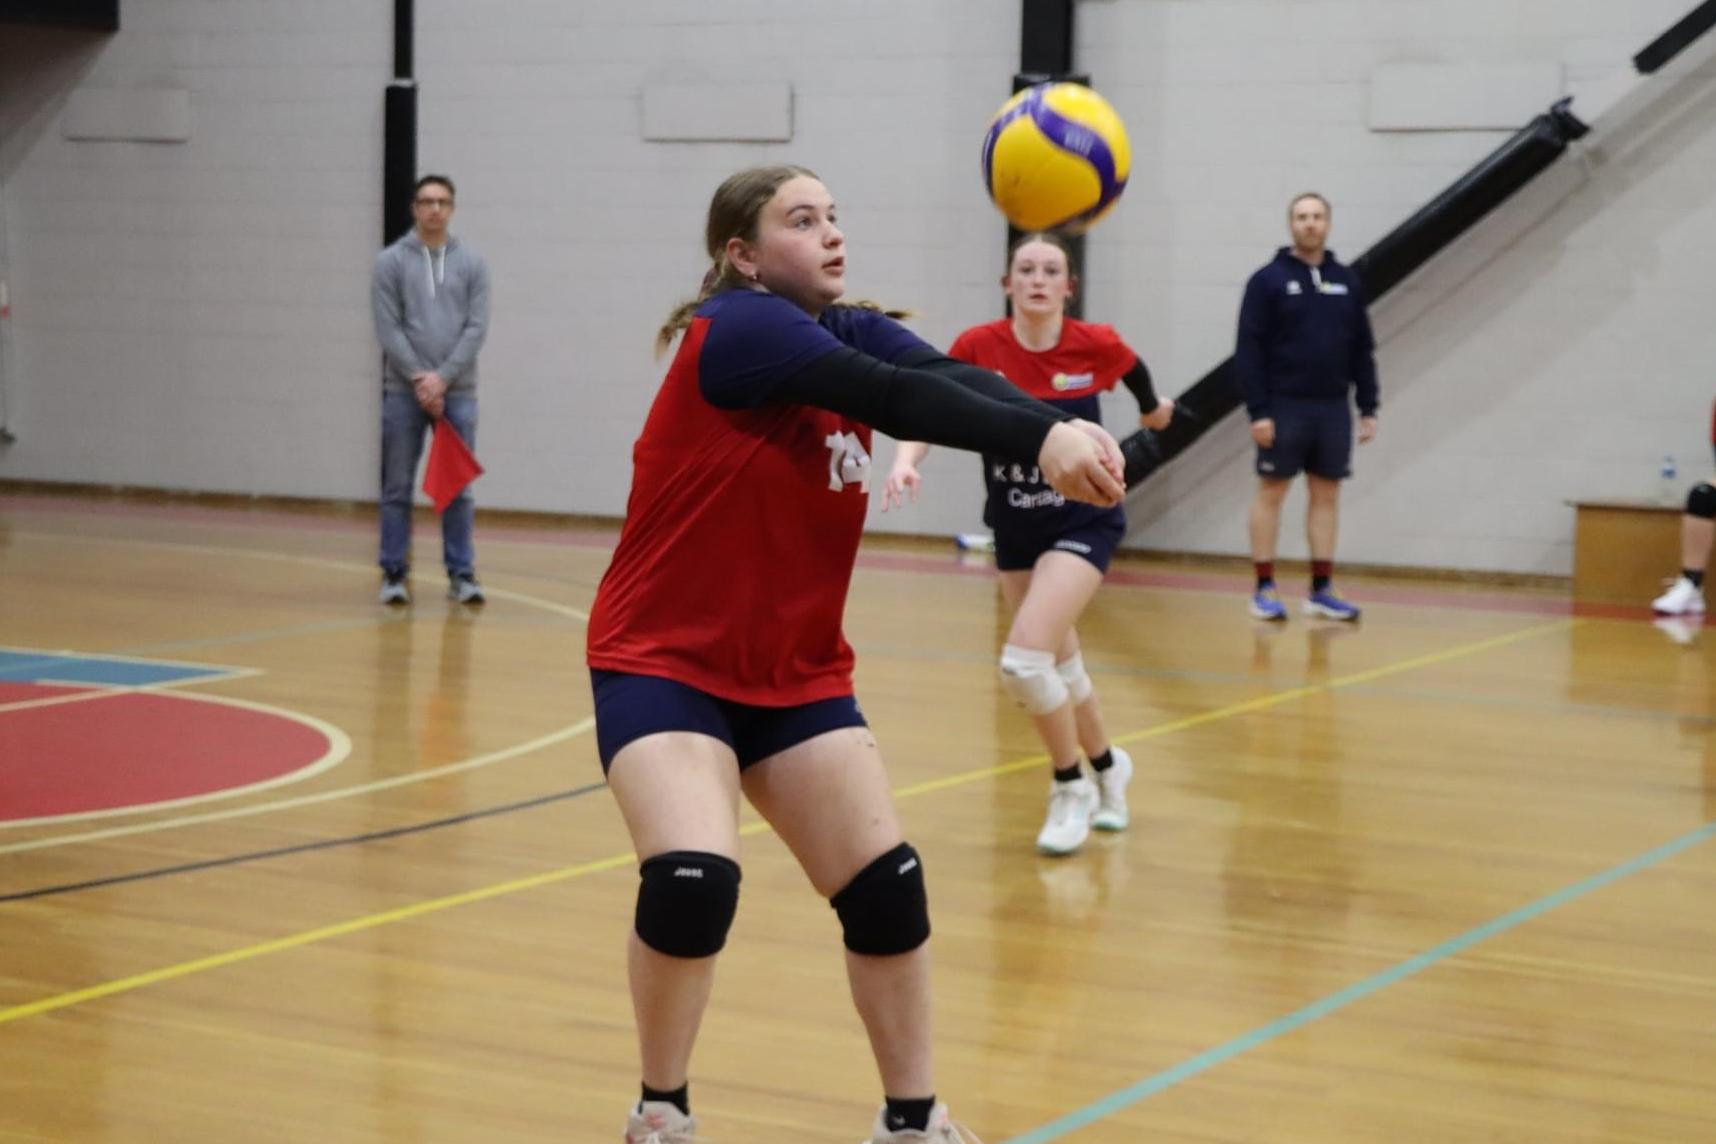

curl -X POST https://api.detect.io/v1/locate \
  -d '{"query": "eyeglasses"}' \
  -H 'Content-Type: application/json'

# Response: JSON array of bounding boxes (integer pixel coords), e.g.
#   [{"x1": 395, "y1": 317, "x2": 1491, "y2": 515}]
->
[{"x1": 414, "y1": 198, "x2": 453, "y2": 209}]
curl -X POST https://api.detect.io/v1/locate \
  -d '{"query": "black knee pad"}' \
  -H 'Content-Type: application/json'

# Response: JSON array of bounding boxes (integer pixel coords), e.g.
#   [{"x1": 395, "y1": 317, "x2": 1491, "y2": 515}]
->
[
  {"x1": 1687, "y1": 483, "x2": 1716, "y2": 520},
  {"x1": 830, "y1": 842, "x2": 930, "y2": 956},
  {"x1": 635, "y1": 851, "x2": 741, "y2": 959}
]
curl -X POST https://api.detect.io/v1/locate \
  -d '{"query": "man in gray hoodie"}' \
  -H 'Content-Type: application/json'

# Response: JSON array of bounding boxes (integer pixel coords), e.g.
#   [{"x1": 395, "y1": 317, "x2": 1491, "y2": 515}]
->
[{"x1": 372, "y1": 174, "x2": 491, "y2": 605}]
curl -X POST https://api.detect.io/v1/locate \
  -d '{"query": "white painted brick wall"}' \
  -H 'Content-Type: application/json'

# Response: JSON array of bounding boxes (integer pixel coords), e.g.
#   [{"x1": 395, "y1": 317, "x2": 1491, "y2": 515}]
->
[
  {"x1": 0, "y1": 2, "x2": 389, "y2": 497},
  {"x1": 1080, "y1": 0, "x2": 1713, "y2": 576},
  {"x1": 413, "y1": 0, "x2": 1018, "y2": 519},
  {"x1": 1, "y1": 0, "x2": 1710, "y2": 578}
]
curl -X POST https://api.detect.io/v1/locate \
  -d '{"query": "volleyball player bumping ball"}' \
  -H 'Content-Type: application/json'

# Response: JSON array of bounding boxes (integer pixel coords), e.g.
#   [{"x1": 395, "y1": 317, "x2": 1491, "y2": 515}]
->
[
  {"x1": 887, "y1": 83, "x2": 1165, "y2": 858},
  {"x1": 585, "y1": 163, "x2": 1125, "y2": 1144}
]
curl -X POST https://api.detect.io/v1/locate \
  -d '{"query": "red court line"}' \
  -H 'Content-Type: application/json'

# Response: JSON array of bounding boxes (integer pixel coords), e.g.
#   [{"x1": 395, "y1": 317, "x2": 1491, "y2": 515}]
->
[
  {"x1": 0, "y1": 494, "x2": 619, "y2": 549},
  {"x1": 5, "y1": 492, "x2": 1643, "y2": 620},
  {"x1": 854, "y1": 549, "x2": 1587, "y2": 619}
]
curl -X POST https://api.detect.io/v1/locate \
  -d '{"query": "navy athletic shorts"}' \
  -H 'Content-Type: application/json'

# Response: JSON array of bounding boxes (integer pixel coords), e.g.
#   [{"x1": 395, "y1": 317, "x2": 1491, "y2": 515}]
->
[
  {"x1": 993, "y1": 513, "x2": 1126, "y2": 574},
  {"x1": 590, "y1": 670, "x2": 867, "y2": 774},
  {"x1": 1256, "y1": 400, "x2": 1352, "y2": 481}
]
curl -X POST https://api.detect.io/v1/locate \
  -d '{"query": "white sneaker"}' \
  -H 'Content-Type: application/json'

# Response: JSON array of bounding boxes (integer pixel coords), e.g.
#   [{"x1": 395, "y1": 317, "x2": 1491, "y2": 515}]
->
[
  {"x1": 625, "y1": 1100, "x2": 698, "y2": 1144},
  {"x1": 1036, "y1": 776, "x2": 1098, "y2": 855},
  {"x1": 864, "y1": 1102, "x2": 984, "y2": 1142},
  {"x1": 1090, "y1": 746, "x2": 1133, "y2": 832},
  {"x1": 1652, "y1": 576, "x2": 1706, "y2": 615}
]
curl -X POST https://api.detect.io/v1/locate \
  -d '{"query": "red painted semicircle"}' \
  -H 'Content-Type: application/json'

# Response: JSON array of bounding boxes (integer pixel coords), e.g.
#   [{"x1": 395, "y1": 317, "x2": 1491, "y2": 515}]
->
[{"x1": 0, "y1": 691, "x2": 333, "y2": 821}]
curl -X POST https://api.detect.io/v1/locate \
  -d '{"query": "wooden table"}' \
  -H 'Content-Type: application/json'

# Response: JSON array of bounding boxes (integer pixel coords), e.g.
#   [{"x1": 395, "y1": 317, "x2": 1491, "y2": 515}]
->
[{"x1": 1568, "y1": 497, "x2": 1695, "y2": 604}]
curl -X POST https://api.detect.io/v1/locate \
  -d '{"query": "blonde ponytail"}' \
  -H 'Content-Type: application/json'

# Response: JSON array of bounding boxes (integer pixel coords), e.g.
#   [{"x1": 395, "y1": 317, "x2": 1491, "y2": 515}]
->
[{"x1": 655, "y1": 255, "x2": 750, "y2": 356}]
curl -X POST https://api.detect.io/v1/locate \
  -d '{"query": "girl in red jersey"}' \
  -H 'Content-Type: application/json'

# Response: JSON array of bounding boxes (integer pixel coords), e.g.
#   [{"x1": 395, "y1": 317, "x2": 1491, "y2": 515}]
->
[
  {"x1": 587, "y1": 167, "x2": 1126, "y2": 1144},
  {"x1": 883, "y1": 232, "x2": 1173, "y2": 858}
]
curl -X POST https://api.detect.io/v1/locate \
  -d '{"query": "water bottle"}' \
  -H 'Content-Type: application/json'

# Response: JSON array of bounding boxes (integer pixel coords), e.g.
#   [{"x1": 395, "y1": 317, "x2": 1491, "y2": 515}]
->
[{"x1": 1659, "y1": 454, "x2": 1678, "y2": 505}]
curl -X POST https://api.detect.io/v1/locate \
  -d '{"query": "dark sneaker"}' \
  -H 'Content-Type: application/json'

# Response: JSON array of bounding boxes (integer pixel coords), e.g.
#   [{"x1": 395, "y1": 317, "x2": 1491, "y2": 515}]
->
[
  {"x1": 449, "y1": 573, "x2": 485, "y2": 605},
  {"x1": 379, "y1": 573, "x2": 410, "y2": 606}
]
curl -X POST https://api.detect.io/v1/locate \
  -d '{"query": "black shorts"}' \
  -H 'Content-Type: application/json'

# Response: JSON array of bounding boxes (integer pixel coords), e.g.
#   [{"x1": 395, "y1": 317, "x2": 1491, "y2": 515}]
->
[
  {"x1": 993, "y1": 513, "x2": 1126, "y2": 574},
  {"x1": 1256, "y1": 401, "x2": 1352, "y2": 481},
  {"x1": 590, "y1": 670, "x2": 867, "y2": 774}
]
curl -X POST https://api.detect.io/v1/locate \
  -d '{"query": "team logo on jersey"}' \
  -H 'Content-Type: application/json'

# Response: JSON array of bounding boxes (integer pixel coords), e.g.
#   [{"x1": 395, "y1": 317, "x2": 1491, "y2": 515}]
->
[
  {"x1": 1318, "y1": 281, "x2": 1349, "y2": 295},
  {"x1": 1051, "y1": 372, "x2": 1094, "y2": 391},
  {"x1": 991, "y1": 461, "x2": 1064, "y2": 509},
  {"x1": 825, "y1": 431, "x2": 871, "y2": 493},
  {"x1": 991, "y1": 462, "x2": 1041, "y2": 484},
  {"x1": 1285, "y1": 280, "x2": 1303, "y2": 296}
]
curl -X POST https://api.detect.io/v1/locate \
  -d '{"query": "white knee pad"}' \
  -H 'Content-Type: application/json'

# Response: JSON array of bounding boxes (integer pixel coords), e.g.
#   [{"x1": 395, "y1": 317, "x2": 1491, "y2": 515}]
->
[
  {"x1": 999, "y1": 644, "x2": 1069, "y2": 715},
  {"x1": 1055, "y1": 653, "x2": 1093, "y2": 705}
]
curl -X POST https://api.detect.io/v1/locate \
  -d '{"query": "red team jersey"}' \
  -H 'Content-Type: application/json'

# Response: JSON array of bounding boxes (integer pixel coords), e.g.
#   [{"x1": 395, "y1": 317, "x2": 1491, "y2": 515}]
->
[
  {"x1": 949, "y1": 318, "x2": 1139, "y2": 537},
  {"x1": 587, "y1": 290, "x2": 930, "y2": 705},
  {"x1": 948, "y1": 318, "x2": 1137, "y2": 405}
]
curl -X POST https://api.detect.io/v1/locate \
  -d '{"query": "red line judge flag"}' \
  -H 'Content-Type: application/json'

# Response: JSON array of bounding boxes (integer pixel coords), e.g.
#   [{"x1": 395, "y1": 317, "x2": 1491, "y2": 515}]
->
[{"x1": 422, "y1": 418, "x2": 483, "y2": 513}]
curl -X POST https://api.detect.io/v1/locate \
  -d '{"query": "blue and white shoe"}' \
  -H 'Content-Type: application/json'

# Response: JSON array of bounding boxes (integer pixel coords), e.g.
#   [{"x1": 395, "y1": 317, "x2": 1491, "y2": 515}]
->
[
  {"x1": 1303, "y1": 587, "x2": 1361, "y2": 621},
  {"x1": 1249, "y1": 585, "x2": 1287, "y2": 621}
]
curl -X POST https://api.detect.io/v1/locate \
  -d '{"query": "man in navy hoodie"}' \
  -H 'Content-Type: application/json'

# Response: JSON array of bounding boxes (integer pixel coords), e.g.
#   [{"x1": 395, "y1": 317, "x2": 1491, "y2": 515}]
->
[{"x1": 1234, "y1": 193, "x2": 1378, "y2": 621}]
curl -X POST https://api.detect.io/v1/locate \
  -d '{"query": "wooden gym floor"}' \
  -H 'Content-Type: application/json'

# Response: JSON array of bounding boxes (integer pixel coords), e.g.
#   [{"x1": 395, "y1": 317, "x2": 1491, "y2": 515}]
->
[{"x1": 0, "y1": 488, "x2": 1711, "y2": 1143}]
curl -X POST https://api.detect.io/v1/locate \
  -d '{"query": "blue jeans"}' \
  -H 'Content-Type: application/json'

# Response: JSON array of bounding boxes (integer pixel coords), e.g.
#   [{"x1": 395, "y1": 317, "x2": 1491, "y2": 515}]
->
[{"x1": 379, "y1": 389, "x2": 477, "y2": 578}]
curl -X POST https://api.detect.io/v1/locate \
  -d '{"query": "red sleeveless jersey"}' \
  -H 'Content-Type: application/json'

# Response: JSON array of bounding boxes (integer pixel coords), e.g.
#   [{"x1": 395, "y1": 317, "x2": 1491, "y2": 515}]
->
[{"x1": 587, "y1": 290, "x2": 927, "y2": 704}]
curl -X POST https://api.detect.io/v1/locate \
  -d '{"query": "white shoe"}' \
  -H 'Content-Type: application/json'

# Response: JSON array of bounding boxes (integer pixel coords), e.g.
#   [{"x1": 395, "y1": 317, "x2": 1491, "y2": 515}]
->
[
  {"x1": 865, "y1": 1102, "x2": 984, "y2": 1142},
  {"x1": 1090, "y1": 746, "x2": 1133, "y2": 832},
  {"x1": 1652, "y1": 576, "x2": 1706, "y2": 615},
  {"x1": 625, "y1": 1100, "x2": 698, "y2": 1144},
  {"x1": 1036, "y1": 776, "x2": 1097, "y2": 855}
]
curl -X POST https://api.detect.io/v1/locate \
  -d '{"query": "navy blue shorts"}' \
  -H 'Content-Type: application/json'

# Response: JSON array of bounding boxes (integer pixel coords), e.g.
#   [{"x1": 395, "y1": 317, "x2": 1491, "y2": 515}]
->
[
  {"x1": 1256, "y1": 401, "x2": 1352, "y2": 481},
  {"x1": 590, "y1": 670, "x2": 867, "y2": 774},
  {"x1": 993, "y1": 513, "x2": 1126, "y2": 574}
]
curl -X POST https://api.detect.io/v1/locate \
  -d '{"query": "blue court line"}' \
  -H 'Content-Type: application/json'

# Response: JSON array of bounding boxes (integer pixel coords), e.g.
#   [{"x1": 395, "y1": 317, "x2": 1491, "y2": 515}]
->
[{"x1": 1002, "y1": 819, "x2": 1716, "y2": 1144}]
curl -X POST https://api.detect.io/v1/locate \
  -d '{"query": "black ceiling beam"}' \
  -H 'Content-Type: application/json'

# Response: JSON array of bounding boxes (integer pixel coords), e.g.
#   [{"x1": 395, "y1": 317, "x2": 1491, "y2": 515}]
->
[{"x1": 0, "y1": 0, "x2": 117, "y2": 31}]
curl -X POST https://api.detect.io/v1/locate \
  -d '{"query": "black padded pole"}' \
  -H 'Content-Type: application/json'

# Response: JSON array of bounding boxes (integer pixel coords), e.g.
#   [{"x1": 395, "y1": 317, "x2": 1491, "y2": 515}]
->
[
  {"x1": 1011, "y1": 0, "x2": 1085, "y2": 318},
  {"x1": 383, "y1": 0, "x2": 417, "y2": 247},
  {"x1": 1635, "y1": 0, "x2": 1716, "y2": 74},
  {"x1": 383, "y1": 82, "x2": 418, "y2": 247}
]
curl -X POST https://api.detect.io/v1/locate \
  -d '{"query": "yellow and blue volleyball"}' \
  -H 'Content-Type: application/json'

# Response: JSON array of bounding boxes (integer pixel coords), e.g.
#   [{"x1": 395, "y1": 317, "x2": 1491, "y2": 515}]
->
[{"x1": 981, "y1": 82, "x2": 1131, "y2": 233}]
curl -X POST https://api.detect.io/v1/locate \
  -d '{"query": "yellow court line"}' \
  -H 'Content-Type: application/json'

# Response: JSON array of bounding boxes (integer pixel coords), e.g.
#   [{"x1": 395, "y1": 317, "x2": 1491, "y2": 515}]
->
[
  {"x1": 894, "y1": 617, "x2": 1580, "y2": 798},
  {"x1": 0, "y1": 618, "x2": 1577, "y2": 1027}
]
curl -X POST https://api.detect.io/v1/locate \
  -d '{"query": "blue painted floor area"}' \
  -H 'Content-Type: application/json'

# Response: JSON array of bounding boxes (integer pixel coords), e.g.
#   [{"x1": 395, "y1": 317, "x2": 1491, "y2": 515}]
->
[{"x1": 0, "y1": 650, "x2": 228, "y2": 688}]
